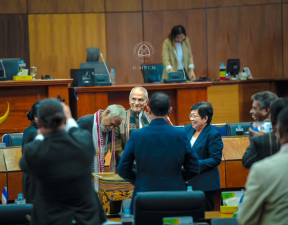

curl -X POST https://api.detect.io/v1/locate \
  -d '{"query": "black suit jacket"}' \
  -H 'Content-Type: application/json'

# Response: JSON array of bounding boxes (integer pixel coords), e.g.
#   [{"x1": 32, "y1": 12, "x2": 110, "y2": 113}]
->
[
  {"x1": 20, "y1": 127, "x2": 106, "y2": 225},
  {"x1": 242, "y1": 132, "x2": 280, "y2": 169},
  {"x1": 22, "y1": 122, "x2": 38, "y2": 203}
]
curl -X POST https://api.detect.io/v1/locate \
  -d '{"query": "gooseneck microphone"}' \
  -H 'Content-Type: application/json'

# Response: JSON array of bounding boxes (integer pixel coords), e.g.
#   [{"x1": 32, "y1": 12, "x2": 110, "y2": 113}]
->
[
  {"x1": 100, "y1": 52, "x2": 112, "y2": 82},
  {"x1": 0, "y1": 59, "x2": 6, "y2": 79}
]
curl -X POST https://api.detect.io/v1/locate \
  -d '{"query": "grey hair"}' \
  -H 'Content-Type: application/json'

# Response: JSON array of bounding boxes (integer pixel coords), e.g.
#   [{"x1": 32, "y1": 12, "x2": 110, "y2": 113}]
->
[
  {"x1": 251, "y1": 91, "x2": 278, "y2": 110},
  {"x1": 104, "y1": 104, "x2": 126, "y2": 121},
  {"x1": 129, "y1": 86, "x2": 148, "y2": 100}
]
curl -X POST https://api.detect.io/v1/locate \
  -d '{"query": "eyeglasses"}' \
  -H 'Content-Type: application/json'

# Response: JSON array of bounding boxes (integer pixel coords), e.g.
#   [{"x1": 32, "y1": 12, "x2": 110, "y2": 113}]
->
[
  {"x1": 130, "y1": 97, "x2": 145, "y2": 103},
  {"x1": 189, "y1": 114, "x2": 198, "y2": 119}
]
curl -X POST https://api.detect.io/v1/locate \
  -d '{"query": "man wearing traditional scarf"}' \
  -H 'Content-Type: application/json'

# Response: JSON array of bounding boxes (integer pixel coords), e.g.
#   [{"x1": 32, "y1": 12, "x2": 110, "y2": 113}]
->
[
  {"x1": 77, "y1": 104, "x2": 126, "y2": 190},
  {"x1": 115, "y1": 87, "x2": 151, "y2": 164}
]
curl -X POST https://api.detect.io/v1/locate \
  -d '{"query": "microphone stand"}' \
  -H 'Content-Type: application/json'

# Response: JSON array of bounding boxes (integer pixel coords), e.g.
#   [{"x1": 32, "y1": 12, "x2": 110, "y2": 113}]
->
[{"x1": 100, "y1": 53, "x2": 112, "y2": 82}]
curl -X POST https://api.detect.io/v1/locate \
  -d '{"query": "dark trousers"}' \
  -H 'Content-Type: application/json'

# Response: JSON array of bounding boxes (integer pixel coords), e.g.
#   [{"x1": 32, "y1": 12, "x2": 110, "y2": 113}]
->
[{"x1": 204, "y1": 190, "x2": 216, "y2": 211}]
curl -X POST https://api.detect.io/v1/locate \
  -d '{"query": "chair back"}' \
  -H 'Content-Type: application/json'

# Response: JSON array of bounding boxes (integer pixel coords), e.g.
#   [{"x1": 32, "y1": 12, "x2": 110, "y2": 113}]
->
[
  {"x1": 134, "y1": 190, "x2": 205, "y2": 225},
  {"x1": 141, "y1": 64, "x2": 163, "y2": 83},
  {"x1": 211, "y1": 218, "x2": 239, "y2": 225},
  {"x1": 87, "y1": 47, "x2": 100, "y2": 62},
  {"x1": 212, "y1": 123, "x2": 227, "y2": 136},
  {"x1": 0, "y1": 204, "x2": 33, "y2": 225},
  {"x1": 2, "y1": 133, "x2": 23, "y2": 147}
]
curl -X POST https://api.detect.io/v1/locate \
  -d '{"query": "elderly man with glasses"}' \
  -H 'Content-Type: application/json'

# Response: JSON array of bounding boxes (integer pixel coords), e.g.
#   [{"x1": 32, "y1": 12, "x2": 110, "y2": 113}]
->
[{"x1": 115, "y1": 86, "x2": 151, "y2": 165}]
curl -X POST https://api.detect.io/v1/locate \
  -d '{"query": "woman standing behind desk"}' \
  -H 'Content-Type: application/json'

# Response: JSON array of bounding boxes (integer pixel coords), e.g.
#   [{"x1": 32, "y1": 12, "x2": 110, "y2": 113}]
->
[
  {"x1": 162, "y1": 25, "x2": 196, "y2": 82},
  {"x1": 185, "y1": 102, "x2": 223, "y2": 211}
]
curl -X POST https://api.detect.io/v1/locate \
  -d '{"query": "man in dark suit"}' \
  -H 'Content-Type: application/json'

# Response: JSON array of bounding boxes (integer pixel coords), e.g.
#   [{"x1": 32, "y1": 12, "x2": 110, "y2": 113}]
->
[
  {"x1": 117, "y1": 92, "x2": 199, "y2": 212},
  {"x1": 242, "y1": 98, "x2": 288, "y2": 168},
  {"x1": 20, "y1": 99, "x2": 106, "y2": 225}
]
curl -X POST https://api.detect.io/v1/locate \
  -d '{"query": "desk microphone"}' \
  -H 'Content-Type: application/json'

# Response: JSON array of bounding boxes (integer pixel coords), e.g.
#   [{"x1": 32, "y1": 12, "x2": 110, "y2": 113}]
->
[
  {"x1": 100, "y1": 52, "x2": 112, "y2": 82},
  {"x1": 0, "y1": 59, "x2": 6, "y2": 79}
]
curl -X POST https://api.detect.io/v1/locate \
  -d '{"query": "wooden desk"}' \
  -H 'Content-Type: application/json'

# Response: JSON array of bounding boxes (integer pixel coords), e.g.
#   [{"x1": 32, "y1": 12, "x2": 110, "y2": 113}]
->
[
  {"x1": 221, "y1": 136, "x2": 250, "y2": 189},
  {"x1": 205, "y1": 211, "x2": 221, "y2": 220},
  {"x1": 208, "y1": 79, "x2": 274, "y2": 123},
  {"x1": 0, "y1": 79, "x2": 72, "y2": 138},
  {"x1": 1, "y1": 147, "x2": 23, "y2": 201},
  {"x1": 69, "y1": 82, "x2": 211, "y2": 125}
]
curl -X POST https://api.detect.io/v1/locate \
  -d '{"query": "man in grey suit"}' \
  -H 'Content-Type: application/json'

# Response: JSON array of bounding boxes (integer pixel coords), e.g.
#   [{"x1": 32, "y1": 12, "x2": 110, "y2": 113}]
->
[{"x1": 238, "y1": 106, "x2": 288, "y2": 225}]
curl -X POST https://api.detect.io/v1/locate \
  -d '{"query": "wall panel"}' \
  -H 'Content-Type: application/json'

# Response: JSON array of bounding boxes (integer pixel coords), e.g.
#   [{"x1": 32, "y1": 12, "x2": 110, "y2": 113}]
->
[
  {"x1": 28, "y1": 0, "x2": 104, "y2": 13},
  {"x1": 207, "y1": 0, "x2": 281, "y2": 7},
  {"x1": 283, "y1": 3, "x2": 288, "y2": 76},
  {"x1": 143, "y1": 0, "x2": 206, "y2": 11},
  {"x1": 0, "y1": 0, "x2": 27, "y2": 14},
  {"x1": 105, "y1": 0, "x2": 142, "y2": 12},
  {"x1": 143, "y1": 9, "x2": 207, "y2": 78},
  {"x1": 0, "y1": 14, "x2": 30, "y2": 68},
  {"x1": 207, "y1": 4, "x2": 282, "y2": 79},
  {"x1": 106, "y1": 12, "x2": 143, "y2": 84},
  {"x1": 29, "y1": 13, "x2": 106, "y2": 79}
]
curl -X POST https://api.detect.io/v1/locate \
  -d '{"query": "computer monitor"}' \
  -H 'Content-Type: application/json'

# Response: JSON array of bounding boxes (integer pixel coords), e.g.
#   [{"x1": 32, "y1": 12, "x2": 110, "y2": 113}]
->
[
  {"x1": 70, "y1": 68, "x2": 95, "y2": 87},
  {"x1": 80, "y1": 62, "x2": 112, "y2": 86},
  {"x1": 226, "y1": 59, "x2": 240, "y2": 76},
  {"x1": 226, "y1": 122, "x2": 252, "y2": 136},
  {"x1": 141, "y1": 64, "x2": 163, "y2": 83},
  {"x1": 134, "y1": 191, "x2": 205, "y2": 225},
  {"x1": 0, "y1": 58, "x2": 20, "y2": 81}
]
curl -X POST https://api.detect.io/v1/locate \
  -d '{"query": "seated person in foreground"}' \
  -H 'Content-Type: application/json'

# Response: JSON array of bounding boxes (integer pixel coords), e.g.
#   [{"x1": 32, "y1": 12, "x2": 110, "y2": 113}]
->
[
  {"x1": 238, "y1": 106, "x2": 288, "y2": 225},
  {"x1": 117, "y1": 92, "x2": 199, "y2": 213},
  {"x1": 242, "y1": 98, "x2": 288, "y2": 168},
  {"x1": 20, "y1": 98, "x2": 106, "y2": 225},
  {"x1": 184, "y1": 102, "x2": 223, "y2": 211}
]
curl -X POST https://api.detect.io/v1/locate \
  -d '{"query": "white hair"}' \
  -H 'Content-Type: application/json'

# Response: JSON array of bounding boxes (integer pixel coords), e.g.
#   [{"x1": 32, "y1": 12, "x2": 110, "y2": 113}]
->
[
  {"x1": 104, "y1": 104, "x2": 126, "y2": 121},
  {"x1": 129, "y1": 86, "x2": 148, "y2": 100}
]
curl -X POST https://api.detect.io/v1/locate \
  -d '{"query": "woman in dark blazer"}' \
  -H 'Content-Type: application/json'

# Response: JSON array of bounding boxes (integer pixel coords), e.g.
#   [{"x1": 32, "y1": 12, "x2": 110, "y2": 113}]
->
[{"x1": 185, "y1": 102, "x2": 223, "y2": 211}]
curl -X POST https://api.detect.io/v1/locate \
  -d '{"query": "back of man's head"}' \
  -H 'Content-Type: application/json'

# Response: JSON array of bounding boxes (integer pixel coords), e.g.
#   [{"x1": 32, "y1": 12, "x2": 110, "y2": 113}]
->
[
  {"x1": 270, "y1": 98, "x2": 288, "y2": 122},
  {"x1": 149, "y1": 92, "x2": 170, "y2": 116},
  {"x1": 37, "y1": 98, "x2": 65, "y2": 130},
  {"x1": 251, "y1": 91, "x2": 278, "y2": 110},
  {"x1": 277, "y1": 106, "x2": 288, "y2": 145}
]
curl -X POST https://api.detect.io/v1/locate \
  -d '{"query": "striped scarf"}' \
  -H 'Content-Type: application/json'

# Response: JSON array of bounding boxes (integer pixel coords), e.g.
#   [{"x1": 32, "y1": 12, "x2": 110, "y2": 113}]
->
[{"x1": 92, "y1": 110, "x2": 116, "y2": 174}]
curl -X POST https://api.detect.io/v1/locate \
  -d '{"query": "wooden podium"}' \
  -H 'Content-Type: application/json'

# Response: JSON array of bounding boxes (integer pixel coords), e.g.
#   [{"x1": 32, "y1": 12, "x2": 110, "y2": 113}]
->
[{"x1": 0, "y1": 79, "x2": 72, "y2": 138}]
